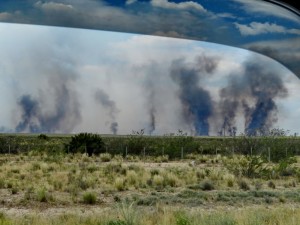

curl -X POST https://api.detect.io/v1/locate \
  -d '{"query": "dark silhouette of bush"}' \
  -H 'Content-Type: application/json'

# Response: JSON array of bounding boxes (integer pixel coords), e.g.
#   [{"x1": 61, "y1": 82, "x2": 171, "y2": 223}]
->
[
  {"x1": 67, "y1": 133, "x2": 104, "y2": 156},
  {"x1": 37, "y1": 134, "x2": 49, "y2": 140}
]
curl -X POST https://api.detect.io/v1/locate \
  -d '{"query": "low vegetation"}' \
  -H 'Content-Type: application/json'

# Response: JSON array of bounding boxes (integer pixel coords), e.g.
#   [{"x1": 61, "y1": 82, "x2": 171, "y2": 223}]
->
[{"x1": 0, "y1": 132, "x2": 299, "y2": 224}]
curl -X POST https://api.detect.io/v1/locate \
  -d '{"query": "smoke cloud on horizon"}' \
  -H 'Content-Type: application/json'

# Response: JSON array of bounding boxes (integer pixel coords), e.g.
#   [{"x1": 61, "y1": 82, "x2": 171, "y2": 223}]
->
[
  {"x1": 0, "y1": 25, "x2": 296, "y2": 136},
  {"x1": 170, "y1": 55, "x2": 218, "y2": 135},
  {"x1": 95, "y1": 89, "x2": 119, "y2": 135},
  {"x1": 15, "y1": 73, "x2": 81, "y2": 133}
]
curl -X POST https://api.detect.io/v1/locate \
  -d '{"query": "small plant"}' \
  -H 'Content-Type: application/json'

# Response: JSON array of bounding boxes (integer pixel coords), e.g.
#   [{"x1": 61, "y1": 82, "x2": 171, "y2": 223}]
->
[
  {"x1": 82, "y1": 192, "x2": 97, "y2": 204},
  {"x1": 238, "y1": 180, "x2": 250, "y2": 191},
  {"x1": 255, "y1": 182, "x2": 263, "y2": 190},
  {"x1": 107, "y1": 220, "x2": 127, "y2": 225},
  {"x1": 87, "y1": 164, "x2": 98, "y2": 173},
  {"x1": 126, "y1": 170, "x2": 138, "y2": 187},
  {"x1": 153, "y1": 175, "x2": 164, "y2": 188},
  {"x1": 36, "y1": 188, "x2": 52, "y2": 202},
  {"x1": 175, "y1": 211, "x2": 192, "y2": 225},
  {"x1": 31, "y1": 162, "x2": 41, "y2": 171},
  {"x1": 11, "y1": 187, "x2": 18, "y2": 195},
  {"x1": 200, "y1": 180, "x2": 215, "y2": 191},
  {"x1": 265, "y1": 197, "x2": 273, "y2": 204},
  {"x1": 24, "y1": 187, "x2": 35, "y2": 200},
  {"x1": 100, "y1": 153, "x2": 112, "y2": 162},
  {"x1": 115, "y1": 177, "x2": 126, "y2": 191},
  {"x1": 154, "y1": 155, "x2": 169, "y2": 163},
  {"x1": 223, "y1": 174, "x2": 235, "y2": 187},
  {"x1": 164, "y1": 173, "x2": 179, "y2": 187},
  {"x1": 116, "y1": 201, "x2": 139, "y2": 225},
  {"x1": 6, "y1": 182, "x2": 13, "y2": 189},
  {"x1": 268, "y1": 180, "x2": 276, "y2": 189}
]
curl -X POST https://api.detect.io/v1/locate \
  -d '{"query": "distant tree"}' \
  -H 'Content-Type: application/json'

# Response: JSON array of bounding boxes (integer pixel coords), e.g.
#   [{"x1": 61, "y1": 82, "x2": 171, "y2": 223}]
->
[
  {"x1": 67, "y1": 133, "x2": 104, "y2": 156},
  {"x1": 37, "y1": 134, "x2": 49, "y2": 140}
]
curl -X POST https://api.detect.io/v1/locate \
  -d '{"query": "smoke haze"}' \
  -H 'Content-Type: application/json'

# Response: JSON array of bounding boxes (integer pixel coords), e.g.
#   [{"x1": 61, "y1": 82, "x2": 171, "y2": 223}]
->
[
  {"x1": 95, "y1": 89, "x2": 119, "y2": 134},
  {"x1": 0, "y1": 24, "x2": 298, "y2": 135},
  {"x1": 170, "y1": 55, "x2": 218, "y2": 135}
]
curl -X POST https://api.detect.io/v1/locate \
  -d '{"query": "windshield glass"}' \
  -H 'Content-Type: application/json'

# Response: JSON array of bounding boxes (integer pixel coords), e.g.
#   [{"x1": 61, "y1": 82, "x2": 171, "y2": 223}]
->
[
  {"x1": 1, "y1": 0, "x2": 299, "y2": 78},
  {"x1": 0, "y1": 23, "x2": 299, "y2": 135}
]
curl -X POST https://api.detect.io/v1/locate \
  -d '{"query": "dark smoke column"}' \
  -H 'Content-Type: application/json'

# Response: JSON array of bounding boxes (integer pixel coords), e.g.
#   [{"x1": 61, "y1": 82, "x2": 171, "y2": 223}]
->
[
  {"x1": 15, "y1": 74, "x2": 81, "y2": 133},
  {"x1": 244, "y1": 62, "x2": 288, "y2": 135},
  {"x1": 170, "y1": 55, "x2": 218, "y2": 136},
  {"x1": 15, "y1": 95, "x2": 40, "y2": 132},
  {"x1": 219, "y1": 57, "x2": 288, "y2": 136},
  {"x1": 95, "y1": 89, "x2": 119, "y2": 135}
]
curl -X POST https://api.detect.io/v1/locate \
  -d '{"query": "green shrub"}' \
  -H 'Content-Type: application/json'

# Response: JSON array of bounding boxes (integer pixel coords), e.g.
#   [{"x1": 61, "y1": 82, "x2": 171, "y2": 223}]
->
[
  {"x1": 100, "y1": 153, "x2": 112, "y2": 162},
  {"x1": 223, "y1": 174, "x2": 235, "y2": 187},
  {"x1": 37, "y1": 134, "x2": 49, "y2": 140},
  {"x1": 200, "y1": 180, "x2": 215, "y2": 191},
  {"x1": 268, "y1": 181, "x2": 276, "y2": 189},
  {"x1": 224, "y1": 156, "x2": 269, "y2": 178},
  {"x1": 11, "y1": 187, "x2": 18, "y2": 195},
  {"x1": 115, "y1": 178, "x2": 126, "y2": 191},
  {"x1": 31, "y1": 162, "x2": 41, "y2": 171},
  {"x1": 67, "y1": 133, "x2": 104, "y2": 156},
  {"x1": 82, "y1": 192, "x2": 97, "y2": 204},
  {"x1": 36, "y1": 188, "x2": 52, "y2": 202},
  {"x1": 107, "y1": 220, "x2": 127, "y2": 225},
  {"x1": 153, "y1": 175, "x2": 164, "y2": 188},
  {"x1": 126, "y1": 170, "x2": 138, "y2": 187},
  {"x1": 154, "y1": 155, "x2": 169, "y2": 163},
  {"x1": 116, "y1": 201, "x2": 138, "y2": 225},
  {"x1": 175, "y1": 212, "x2": 192, "y2": 225},
  {"x1": 238, "y1": 180, "x2": 250, "y2": 191}
]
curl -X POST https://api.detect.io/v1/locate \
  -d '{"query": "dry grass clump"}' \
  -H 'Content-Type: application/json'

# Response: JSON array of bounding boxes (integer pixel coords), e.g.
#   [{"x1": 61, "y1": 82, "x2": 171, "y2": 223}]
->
[
  {"x1": 82, "y1": 192, "x2": 97, "y2": 204},
  {"x1": 115, "y1": 177, "x2": 126, "y2": 191},
  {"x1": 100, "y1": 153, "x2": 112, "y2": 162},
  {"x1": 152, "y1": 175, "x2": 164, "y2": 188},
  {"x1": 238, "y1": 179, "x2": 250, "y2": 191},
  {"x1": 126, "y1": 170, "x2": 139, "y2": 187},
  {"x1": 223, "y1": 174, "x2": 236, "y2": 187}
]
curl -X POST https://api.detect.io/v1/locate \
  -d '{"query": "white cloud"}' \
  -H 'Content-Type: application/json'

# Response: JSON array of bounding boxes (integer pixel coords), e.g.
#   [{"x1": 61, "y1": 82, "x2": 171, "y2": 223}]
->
[
  {"x1": 34, "y1": 1, "x2": 74, "y2": 12},
  {"x1": 216, "y1": 13, "x2": 237, "y2": 19},
  {"x1": 126, "y1": 0, "x2": 137, "y2": 5},
  {"x1": 235, "y1": 22, "x2": 300, "y2": 36},
  {"x1": 231, "y1": 0, "x2": 300, "y2": 23},
  {"x1": 151, "y1": 0, "x2": 206, "y2": 12},
  {"x1": 243, "y1": 37, "x2": 300, "y2": 79}
]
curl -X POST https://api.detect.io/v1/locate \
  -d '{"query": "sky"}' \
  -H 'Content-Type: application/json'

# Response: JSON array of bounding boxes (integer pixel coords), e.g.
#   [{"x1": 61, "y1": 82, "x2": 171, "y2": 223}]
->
[
  {"x1": 0, "y1": 22, "x2": 300, "y2": 136},
  {"x1": 0, "y1": 0, "x2": 299, "y2": 78}
]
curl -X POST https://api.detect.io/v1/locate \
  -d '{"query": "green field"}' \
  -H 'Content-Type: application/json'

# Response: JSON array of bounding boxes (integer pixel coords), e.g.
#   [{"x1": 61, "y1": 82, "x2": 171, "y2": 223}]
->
[{"x1": 0, "y1": 134, "x2": 300, "y2": 224}]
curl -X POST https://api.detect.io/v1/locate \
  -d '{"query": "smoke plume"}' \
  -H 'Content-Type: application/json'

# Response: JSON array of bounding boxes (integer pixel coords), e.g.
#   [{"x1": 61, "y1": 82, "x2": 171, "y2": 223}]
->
[
  {"x1": 145, "y1": 76, "x2": 156, "y2": 135},
  {"x1": 95, "y1": 89, "x2": 119, "y2": 134},
  {"x1": 15, "y1": 95, "x2": 39, "y2": 132},
  {"x1": 170, "y1": 55, "x2": 218, "y2": 135},
  {"x1": 243, "y1": 62, "x2": 288, "y2": 135},
  {"x1": 149, "y1": 105, "x2": 156, "y2": 135},
  {"x1": 15, "y1": 73, "x2": 81, "y2": 133},
  {"x1": 219, "y1": 58, "x2": 288, "y2": 135}
]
